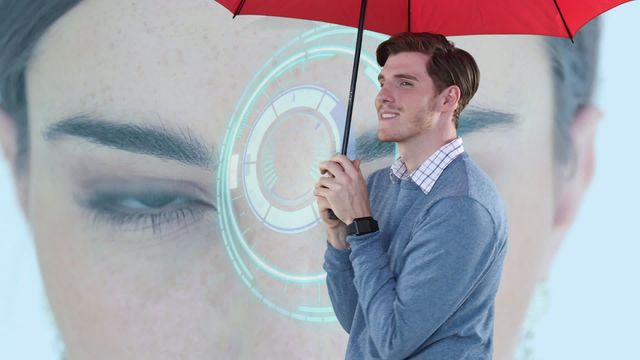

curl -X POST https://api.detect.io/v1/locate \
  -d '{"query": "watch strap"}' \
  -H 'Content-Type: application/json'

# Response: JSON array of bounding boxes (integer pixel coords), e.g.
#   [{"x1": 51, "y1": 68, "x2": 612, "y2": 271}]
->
[{"x1": 347, "y1": 217, "x2": 379, "y2": 236}]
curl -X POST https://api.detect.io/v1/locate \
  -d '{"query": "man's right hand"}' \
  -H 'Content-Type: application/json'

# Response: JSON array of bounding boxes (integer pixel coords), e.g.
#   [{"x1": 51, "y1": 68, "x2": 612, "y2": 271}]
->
[{"x1": 315, "y1": 180, "x2": 349, "y2": 250}]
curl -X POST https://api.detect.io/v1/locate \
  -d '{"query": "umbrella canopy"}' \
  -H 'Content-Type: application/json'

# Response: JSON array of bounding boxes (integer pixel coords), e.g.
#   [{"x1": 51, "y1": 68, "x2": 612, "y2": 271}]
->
[{"x1": 216, "y1": 0, "x2": 633, "y2": 39}]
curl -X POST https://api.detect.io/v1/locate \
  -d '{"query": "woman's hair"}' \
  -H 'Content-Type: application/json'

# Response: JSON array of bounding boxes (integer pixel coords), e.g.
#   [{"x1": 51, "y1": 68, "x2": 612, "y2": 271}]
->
[{"x1": 0, "y1": 0, "x2": 83, "y2": 172}]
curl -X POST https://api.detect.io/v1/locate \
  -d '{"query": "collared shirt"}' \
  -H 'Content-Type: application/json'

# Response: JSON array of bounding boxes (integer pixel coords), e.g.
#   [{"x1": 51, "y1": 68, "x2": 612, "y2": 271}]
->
[{"x1": 390, "y1": 137, "x2": 465, "y2": 195}]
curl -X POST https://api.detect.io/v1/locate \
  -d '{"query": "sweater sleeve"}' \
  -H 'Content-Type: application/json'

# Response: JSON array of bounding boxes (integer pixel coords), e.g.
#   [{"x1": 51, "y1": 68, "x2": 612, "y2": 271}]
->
[
  {"x1": 347, "y1": 196, "x2": 501, "y2": 360},
  {"x1": 323, "y1": 241, "x2": 358, "y2": 333}
]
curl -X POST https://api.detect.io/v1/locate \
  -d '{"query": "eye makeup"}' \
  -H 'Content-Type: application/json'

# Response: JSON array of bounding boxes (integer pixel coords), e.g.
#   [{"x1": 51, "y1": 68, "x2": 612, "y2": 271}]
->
[{"x1": 75, "y1": 177, "x2": 217, "y2": 235}]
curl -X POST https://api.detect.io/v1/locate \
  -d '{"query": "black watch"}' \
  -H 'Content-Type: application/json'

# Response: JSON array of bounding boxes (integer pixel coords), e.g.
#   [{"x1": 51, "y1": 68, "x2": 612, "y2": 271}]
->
[{"x1": 347, "y1": 217, "x2": 379, "y2": 236}]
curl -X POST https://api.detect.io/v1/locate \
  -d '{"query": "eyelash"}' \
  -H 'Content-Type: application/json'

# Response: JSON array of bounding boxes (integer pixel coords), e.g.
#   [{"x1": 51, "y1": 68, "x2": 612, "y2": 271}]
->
[{"x1": 82, "y1": 191, "x2": 216, "y2": 234}]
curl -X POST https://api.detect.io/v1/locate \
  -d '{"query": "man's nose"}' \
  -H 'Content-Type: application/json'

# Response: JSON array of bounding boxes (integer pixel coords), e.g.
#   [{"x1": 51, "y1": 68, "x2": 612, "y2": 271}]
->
[{"x1": 375, "y1": 86, "x2": 394, "y2": 107}]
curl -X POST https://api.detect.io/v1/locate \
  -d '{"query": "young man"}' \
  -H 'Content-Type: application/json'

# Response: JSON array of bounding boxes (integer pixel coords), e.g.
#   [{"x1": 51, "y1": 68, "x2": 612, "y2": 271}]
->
[{"x1": 315, "y1": 33, "x2": 508, "y2": 359}]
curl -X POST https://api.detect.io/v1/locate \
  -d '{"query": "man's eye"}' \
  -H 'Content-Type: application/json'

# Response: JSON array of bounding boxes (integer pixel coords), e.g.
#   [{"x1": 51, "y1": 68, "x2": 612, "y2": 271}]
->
[
  {"x1": 80, "y1": 191, "x2": 216, "y2": 234},
  {"x1": 400, "y1": 81, "x2": 413, "y2": 86}
]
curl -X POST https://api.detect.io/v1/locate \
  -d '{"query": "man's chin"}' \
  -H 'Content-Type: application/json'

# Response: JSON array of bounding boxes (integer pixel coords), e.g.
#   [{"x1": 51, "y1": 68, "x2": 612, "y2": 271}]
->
[{"x1": 377, "y1": 131, "x2": 396, "y2": 143}]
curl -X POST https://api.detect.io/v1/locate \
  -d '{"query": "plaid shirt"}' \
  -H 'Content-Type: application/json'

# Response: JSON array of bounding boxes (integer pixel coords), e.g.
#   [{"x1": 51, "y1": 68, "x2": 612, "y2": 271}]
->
[{"x1": 390, "y1": 137, "x2": 465, "y2": 195}]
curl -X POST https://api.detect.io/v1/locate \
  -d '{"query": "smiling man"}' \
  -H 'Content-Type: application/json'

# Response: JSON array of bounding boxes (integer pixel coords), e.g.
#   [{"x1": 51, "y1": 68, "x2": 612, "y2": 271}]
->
[
  {"x1": 316, "y1": 33, "x2": 508, "y2": 359},
  {"x1": 0, "y1": 0, "x2": 601, "y2": 359}
]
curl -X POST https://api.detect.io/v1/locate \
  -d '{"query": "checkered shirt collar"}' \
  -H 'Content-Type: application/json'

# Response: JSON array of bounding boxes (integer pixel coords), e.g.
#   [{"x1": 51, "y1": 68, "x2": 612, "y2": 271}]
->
[{"x1": 390, "y1": 137, "x2": 465, "y2": 195}]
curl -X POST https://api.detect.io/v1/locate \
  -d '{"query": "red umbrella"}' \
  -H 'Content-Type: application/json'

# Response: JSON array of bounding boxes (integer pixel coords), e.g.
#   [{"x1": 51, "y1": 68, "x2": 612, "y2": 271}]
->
[
  {"x1": 217, "y1": 0, "x2": 631, "y2": 38},
  {"x1": 214, "y1": 0, "x2": 633, "y2": 218}
]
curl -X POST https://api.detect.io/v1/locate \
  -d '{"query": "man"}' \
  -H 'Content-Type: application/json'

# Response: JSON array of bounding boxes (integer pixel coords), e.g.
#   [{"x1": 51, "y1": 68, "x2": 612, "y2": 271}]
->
[
  {"x1": 0, "y1": 0, "x2": 601, "y2": 358},
  {"x1": 315, "y1": 33, "x2": 508, "y2": 359}
]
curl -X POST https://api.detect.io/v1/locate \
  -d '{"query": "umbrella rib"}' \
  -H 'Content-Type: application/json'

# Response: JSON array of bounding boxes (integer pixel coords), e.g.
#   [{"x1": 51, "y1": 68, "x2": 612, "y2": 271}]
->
[
  {"x1": 407, "y1": 0, "x2": 411, "y2": 32},
  {"x1": 551, "y1": 0, "x2": 574, "y2": 42},
  {"x1": 233, "y1": 0, "x2": 248, "y2": 18}
]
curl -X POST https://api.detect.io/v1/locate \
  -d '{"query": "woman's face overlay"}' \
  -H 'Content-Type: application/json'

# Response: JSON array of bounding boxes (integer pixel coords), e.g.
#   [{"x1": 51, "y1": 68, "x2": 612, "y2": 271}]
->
[{"x1": 18, "y1": 0, "x2": 576, "y2": 358}]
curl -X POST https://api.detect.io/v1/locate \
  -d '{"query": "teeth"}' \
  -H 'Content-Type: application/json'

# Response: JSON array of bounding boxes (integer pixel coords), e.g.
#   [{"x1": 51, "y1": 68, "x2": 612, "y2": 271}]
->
[{"x1": 381, "y1": 113, "x2": 398, "y2": 119}]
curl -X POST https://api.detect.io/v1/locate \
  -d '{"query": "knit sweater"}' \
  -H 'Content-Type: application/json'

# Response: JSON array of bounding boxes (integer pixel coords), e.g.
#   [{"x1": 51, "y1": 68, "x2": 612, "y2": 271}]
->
[{"x1": 323, "y1": 153, "x2": 508, "y2": 360}]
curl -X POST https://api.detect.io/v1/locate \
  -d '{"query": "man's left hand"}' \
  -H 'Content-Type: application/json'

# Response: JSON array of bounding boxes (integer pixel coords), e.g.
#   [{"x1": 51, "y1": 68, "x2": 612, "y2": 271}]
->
[{"x1": 315, "y1": 155, "x2": 372, "y2": 225}]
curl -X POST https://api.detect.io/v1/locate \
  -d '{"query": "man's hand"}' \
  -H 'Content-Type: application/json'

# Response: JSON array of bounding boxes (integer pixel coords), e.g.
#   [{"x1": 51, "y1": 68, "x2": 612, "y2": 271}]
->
[
  {"x1": 315, "y1": 155, "x2": 372, "y2": 225},
  {"x1": 315, "y1": 187, "x2": 348, "y2": 249}
]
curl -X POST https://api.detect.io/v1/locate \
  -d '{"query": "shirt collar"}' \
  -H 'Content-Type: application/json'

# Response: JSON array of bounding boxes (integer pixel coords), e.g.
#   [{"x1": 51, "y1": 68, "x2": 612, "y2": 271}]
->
[{"x1": 389, "y1": 137, "x2": 465, "y2": 195}]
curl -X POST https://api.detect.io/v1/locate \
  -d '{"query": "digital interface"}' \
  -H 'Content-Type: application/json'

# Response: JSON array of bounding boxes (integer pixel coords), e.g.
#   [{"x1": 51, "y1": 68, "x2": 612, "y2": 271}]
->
[{"x1": 217, "y1": 25, "x2": 385, "y2": 322}]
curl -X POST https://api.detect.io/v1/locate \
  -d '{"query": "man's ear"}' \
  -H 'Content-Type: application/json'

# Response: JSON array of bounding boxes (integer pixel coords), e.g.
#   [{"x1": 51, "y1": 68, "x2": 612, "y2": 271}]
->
[
  {"x1": 0, "y1": 107, "x2": 29, "y2": 215},
  {"x1": 542, "y1": 105, "x2": 602, "y2": 279},
  {"x1": 438, "y1": 85, "x2": 461, "y2": 117}
]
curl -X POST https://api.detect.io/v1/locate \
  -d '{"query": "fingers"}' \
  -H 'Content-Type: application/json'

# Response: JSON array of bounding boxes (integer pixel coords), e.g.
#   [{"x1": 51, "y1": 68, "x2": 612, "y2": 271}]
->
[
  {"x1": 314, "y1": 169, "x2": 340, "y2": 202},
  {"x1": 315, "y1": 192, "x2": 331, "y2": 210},
  {"x1": 317, "y1": 176, "x2": 339, "y2": 190},
  {"x1": 314, "y1": 188, "x2": 335, "y2": 219},
  {"x1": 320, "y1": 156, "x2": 363, "y2": 182},
  {"x1": 314, "y1": 192, "x2": 342, "y2": 225},
  {"x1": 313, "y1": 185, "x2": 330, "y2": 199},
  {"x1": 330, "y1": 155, "x2": 360, "y2": 178},
  {"x1": 319, "y1": 160, "x2": 344, "y2": 178}
]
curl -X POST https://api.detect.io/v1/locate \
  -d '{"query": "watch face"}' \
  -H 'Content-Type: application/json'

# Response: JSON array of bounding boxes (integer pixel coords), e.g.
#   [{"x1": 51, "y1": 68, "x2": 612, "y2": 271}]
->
[{"x1": 216, "y1": 25, "x2": 385, "y2": 322}]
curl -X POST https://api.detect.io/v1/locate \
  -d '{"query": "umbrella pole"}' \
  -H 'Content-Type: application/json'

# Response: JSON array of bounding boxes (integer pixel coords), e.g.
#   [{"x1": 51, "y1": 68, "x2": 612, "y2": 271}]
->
[
  {"x1": 341, "y1": 0, "x2": 368, "y2": 156},
  {"x1": 327, "y1": 0, "x2": 368, "y2": 221}
]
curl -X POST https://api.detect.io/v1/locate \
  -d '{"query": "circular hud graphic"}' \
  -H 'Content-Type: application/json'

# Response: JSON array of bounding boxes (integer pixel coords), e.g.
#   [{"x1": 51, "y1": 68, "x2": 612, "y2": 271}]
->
[{"x1": 217, "y1": 25, "x2": 384, "y2": 322}]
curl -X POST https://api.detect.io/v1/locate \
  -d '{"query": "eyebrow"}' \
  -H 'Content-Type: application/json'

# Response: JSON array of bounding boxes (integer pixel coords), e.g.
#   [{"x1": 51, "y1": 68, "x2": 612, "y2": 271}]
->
[
  {"x1": 44, "y1": 115, "x2": 216, "y2": 169},
  {"x1": 377, "y1": 73, "x2": 420, "y2": 83},
  {"x1": 354, "y1": 107, "x2": 516, "y2": 161}
]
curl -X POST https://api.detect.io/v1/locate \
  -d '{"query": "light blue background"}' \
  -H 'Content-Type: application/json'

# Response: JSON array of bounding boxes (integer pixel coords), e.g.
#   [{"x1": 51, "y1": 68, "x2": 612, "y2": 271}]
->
[
  {"x1": 531, "y1": 3, "x2": 640, "y2": 359},
  {"x1": 1, "y1": 3, "x2": 639, "y2": 359}
]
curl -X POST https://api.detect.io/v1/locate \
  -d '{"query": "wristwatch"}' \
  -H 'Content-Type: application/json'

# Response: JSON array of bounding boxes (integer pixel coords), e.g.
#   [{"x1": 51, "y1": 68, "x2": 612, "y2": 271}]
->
[{"x1": 347, "y1": 217, "x2": 379, "y2": 236}]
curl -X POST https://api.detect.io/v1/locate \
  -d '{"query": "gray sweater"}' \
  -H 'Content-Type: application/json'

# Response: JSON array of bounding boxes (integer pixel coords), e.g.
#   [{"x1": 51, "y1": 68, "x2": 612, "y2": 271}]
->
[{"x1": 323, "y1": 153, "x2": 508, "y2": 360}]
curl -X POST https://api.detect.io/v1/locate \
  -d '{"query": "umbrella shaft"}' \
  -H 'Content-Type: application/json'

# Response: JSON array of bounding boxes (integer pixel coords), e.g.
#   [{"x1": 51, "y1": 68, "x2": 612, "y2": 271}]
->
[
  {"x1": 341, "y1": 0, "x2": 368, "y2": 156},
  {"x1": 328, "y1": 0, "x2": 368, "y2": 221}
]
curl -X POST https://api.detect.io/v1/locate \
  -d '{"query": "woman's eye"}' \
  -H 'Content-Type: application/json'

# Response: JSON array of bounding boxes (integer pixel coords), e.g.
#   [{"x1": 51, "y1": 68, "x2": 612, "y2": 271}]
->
[
  {"x1": 119, "y1": 194, "x2": 187, "y2": 209},
  {"x1": 80, "y1": 190, "x2": 216, "y2": 234}
]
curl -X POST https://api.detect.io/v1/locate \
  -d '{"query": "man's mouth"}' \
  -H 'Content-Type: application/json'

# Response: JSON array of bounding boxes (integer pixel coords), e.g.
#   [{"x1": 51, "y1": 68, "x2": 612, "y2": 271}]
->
[{"x1": 380, "y1": 112, "x2": 399, "y2": 119}]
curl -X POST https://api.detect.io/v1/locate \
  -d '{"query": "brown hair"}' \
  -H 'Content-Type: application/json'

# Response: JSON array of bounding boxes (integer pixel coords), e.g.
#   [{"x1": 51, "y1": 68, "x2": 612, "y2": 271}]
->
[{"x1": 376, "y1": 32, "x2": 480, "y2": 128}]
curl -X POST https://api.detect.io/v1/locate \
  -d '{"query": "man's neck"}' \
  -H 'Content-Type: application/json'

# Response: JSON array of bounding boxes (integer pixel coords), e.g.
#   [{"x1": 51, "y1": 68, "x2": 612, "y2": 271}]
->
[{"x1": 397, "y1": 129, "x2": 458, "y2": 174}]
